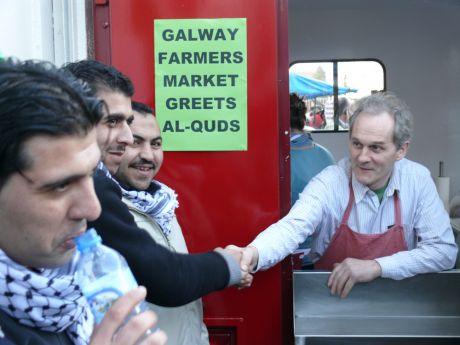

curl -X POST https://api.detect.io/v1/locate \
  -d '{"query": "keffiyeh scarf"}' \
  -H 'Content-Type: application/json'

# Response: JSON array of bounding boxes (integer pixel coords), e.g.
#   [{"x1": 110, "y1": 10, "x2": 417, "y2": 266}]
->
[
  {"x1": 98, "y1": 162, "x2": 179, "y2": 236},
  {"x1": 0, "y1": 250, "x2": 93, "y2": 345}
]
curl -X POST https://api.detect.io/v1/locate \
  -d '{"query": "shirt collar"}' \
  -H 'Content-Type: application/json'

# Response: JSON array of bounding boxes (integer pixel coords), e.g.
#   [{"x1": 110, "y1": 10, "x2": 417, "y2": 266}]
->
[{"x1": 350, "y1": 159, "x2": 403, "y2": 203}]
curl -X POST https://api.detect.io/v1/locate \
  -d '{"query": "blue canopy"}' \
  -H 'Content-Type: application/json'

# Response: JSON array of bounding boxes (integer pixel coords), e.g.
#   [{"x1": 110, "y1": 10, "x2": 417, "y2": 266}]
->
[{"x1": 289, "y1": 73, "x2": 357, "y2": 98}]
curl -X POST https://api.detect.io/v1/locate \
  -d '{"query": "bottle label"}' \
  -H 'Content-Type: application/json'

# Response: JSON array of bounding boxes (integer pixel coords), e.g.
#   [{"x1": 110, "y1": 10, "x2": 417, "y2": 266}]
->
[{"x1": 81, "y1": 269, "x2": 138, "y2": 323}]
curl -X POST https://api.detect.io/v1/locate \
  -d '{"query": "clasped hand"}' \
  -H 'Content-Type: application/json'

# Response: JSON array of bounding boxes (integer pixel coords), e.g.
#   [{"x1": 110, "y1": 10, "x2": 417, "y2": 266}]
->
[{"x1": 216, "y1": 245, "x2": 259, "y2": 288}]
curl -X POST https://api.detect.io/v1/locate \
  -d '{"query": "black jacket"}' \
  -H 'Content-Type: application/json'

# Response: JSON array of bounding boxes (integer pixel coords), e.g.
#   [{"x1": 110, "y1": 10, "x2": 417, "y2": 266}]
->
[
  {"x1": 88, "y1": 170, "x2": 235, "y2": 307},
  {"x1": 0, "y1": 310, "x2": 72, "y2": 345}
]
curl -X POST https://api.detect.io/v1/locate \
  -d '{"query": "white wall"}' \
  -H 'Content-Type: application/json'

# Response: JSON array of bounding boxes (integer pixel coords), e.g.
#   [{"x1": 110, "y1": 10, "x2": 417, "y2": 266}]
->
[
  {"x1": 0, "y1": 0, "x2": 54, "y2": 61},
  {"x1": 0, "y1": 0, "x2": 87, "y2": 65},
  {"x1": 289, "y1": 0, "x2": 460, "y2": 201}
]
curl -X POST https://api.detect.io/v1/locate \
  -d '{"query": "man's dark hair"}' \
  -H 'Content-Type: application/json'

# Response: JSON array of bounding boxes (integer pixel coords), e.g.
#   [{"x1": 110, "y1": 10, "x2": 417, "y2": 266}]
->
[
  {"x1": 290, "y1": 93, "x2": 307, "y2": 130},
  {"x1": 132, "y1": 101, "x2": 154, "y2": 116},
  {"x1": 0, "y1": 58, "x2": 104, "y2": 188},
  {"x1": 62, "y1": 60, "x2": 134, "y2": 97}
]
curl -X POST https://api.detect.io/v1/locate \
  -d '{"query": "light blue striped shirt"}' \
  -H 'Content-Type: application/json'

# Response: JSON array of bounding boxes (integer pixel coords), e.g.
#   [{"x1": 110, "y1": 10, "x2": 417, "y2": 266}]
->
[{"x1": 251, "y1": 158, "x2": 458, "y2": 279}]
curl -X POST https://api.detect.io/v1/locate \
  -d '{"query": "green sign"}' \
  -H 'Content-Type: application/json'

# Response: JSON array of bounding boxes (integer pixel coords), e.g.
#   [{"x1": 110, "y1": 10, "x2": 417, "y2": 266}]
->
[{"x1": 154, "y1": 18, "x2": 247, "y2": 151}]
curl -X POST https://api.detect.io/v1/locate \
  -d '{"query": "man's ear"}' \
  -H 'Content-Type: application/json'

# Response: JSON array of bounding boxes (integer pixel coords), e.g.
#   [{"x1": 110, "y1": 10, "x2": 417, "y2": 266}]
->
[{"x1": 396, "y1": 142, "x2": 409, "y2": 161}]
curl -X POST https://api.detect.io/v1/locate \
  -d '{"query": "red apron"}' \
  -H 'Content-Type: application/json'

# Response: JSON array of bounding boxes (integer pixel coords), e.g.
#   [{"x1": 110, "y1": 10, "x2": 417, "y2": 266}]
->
[{"x1": 315, "y1": 183, "x2": 408, "y2": 270}]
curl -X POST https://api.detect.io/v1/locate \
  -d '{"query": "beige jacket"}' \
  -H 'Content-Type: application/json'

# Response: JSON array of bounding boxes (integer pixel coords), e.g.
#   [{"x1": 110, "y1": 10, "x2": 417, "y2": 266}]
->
[{"x1": 123, "y1": 197, "x2": 210, "y2": 345}]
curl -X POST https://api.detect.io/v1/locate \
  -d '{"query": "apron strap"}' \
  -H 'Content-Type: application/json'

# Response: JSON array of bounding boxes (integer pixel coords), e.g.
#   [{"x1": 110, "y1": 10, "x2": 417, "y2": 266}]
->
[
  {"x1": 341, "y1": 182, "x2": 355, "y2": 225},
  {"x1": 393, "y1": 190, "x2": 402, "y2": 227}
]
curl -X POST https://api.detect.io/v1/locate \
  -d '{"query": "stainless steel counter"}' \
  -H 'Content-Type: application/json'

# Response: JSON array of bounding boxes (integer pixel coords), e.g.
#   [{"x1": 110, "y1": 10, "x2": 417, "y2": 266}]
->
[{"x1": 293, "y1": 270, "x2": 460, "y2": 344}]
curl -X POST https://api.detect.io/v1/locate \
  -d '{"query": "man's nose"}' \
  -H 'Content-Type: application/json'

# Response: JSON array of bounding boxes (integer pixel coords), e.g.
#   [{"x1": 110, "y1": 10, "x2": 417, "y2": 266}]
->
[
  {"x1": 70, "y1": 177, "x2": 101, "y2": 221},
  {"x1": 139, "y1": 145, "x2": 154, "y2": 162},
  {"x1": 118, "y1": 121, "x2": 134, "y2": 145},
  {"x1": 357, "y1": 147, "x2": 371, "y2": 161}
]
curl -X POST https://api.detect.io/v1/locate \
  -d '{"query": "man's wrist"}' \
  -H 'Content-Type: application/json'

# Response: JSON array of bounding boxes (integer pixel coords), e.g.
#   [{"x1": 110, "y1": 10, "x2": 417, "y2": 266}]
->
[
  {"x1": 372, "y1": 259, "x2": 383, "y2": 278},
  {"x1": 247, "y1": 245, "x2": 259, "y2": 272},
  {"x1": 216, "y1": 249, "x2": 242, "y2": 286}
]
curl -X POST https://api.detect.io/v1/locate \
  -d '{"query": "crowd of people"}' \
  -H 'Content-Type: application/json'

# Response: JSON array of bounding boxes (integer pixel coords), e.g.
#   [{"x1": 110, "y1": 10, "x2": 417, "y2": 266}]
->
[{"x1": 0, "y1": 57, "x2": 457, "y2": 344}]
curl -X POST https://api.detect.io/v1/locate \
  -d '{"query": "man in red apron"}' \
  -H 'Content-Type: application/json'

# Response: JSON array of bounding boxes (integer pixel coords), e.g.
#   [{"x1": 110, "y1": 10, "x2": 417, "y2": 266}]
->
[{"x1": 230, "y1": 92, "x2": 458, "y2": 298}]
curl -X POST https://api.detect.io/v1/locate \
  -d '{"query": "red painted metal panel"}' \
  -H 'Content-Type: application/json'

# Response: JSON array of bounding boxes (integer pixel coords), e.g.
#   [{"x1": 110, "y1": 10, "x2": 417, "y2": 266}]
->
[
  {"x1": 93, "y1": 1, "x2": 290, "y2": 344},
  {"x1": 93, "y1": 1, "x2": 111, "y2": 64}
]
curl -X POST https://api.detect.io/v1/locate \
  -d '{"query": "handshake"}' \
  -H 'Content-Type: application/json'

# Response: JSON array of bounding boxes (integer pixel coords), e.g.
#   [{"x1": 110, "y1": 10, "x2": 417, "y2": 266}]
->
[{"x1": 215, "y1": 245, "x2": 260, "y2": 289}]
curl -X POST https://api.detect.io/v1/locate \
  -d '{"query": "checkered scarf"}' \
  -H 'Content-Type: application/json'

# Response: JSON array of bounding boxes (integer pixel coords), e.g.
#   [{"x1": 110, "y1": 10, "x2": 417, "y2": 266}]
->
[
  {"x1": 0, "y1": 250, "x2": 93, "y2": 345},
  {"x1": 98, "y1": 162, "x2": 178, "y2": 236}
]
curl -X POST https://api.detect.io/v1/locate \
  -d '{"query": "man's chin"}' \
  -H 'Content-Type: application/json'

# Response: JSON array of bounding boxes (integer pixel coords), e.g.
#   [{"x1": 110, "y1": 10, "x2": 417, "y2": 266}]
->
[
  {"x1": 105, "y1": 162, "x2": 120, "y2": 176},
  {"x1": 34, "y1": 250, "x2": 76, "y2": 269},
  {"x1": 104, "y1": 153, "x2": 125, "y2": 174},
  {"x1": 355, "y1": 174, "x2": 372, "y2": 187},
  {"x1": 132, "y1": 179, "x2": 152, "y2": 191}
]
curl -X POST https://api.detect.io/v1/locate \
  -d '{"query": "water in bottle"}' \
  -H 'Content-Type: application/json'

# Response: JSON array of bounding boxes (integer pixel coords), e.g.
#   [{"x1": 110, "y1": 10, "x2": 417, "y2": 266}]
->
[{"x1": 75, "y1": 228, "x2": 151, "y2": 326}]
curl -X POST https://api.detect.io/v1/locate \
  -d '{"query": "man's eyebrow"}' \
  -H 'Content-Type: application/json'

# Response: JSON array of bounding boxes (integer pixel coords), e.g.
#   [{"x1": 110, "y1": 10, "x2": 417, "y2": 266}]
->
[
  {"x1": 133, "y1": 134, "x2": 145, "y2": 142},
  {"x1": 37, "y1": 174, "x2": 83, "y2": 191},
  {"x1": 35, "y1": 166, "x2": 98, "y2": 191},
  {"x1": 127, "y1": 114, "x2": 134, "y2": 124},
  {"x1": 350, "y1": 137, "x2": 386, "y2": 145},
  {"x1": 132, "y1": 135, "x2": 162, "y2": 142},
  {"x1": 104, "y1": 113, "x2": 128, "y2": 122},
  {"x1": 367, "y1": 140, "x2": 386, "y2": 146}
]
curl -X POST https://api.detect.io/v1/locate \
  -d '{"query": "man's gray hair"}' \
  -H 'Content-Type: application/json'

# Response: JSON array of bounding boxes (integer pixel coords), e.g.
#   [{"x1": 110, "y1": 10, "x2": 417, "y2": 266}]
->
[{"x1": 349, "y1": 92, "x2": 413, "y2": 149}]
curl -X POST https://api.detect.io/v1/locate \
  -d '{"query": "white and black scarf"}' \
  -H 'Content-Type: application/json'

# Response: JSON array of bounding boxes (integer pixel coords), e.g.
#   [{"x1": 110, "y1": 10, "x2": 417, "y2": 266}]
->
[
  {"x1": 0, "y1": 250, "x2": 93, "y2": 345},
  {"x1": 98, "y1": 162, "x2": 179, "y2": 236}
]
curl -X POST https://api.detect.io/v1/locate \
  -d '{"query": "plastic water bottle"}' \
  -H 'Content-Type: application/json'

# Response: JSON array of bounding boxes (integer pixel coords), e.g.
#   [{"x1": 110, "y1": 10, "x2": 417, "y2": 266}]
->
[{"x1": 75, "y1": 228, "x2": 153, "y2": 331}]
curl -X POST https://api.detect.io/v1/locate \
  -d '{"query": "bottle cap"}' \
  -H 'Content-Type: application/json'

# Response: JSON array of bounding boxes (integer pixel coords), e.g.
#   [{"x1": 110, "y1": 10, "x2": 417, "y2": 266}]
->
[{"x1": 75, "y1": 228, "x2": 102, "y2": 253}]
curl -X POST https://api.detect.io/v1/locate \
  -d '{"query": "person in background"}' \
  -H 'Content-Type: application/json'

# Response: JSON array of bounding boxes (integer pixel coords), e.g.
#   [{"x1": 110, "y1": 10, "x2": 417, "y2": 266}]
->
[
  {"x1": 114, "y1": 101, "x2": 210, "y2": 345},
  {"x1": 290, "y1": 93, "x2": 336, "y2": 205},
  {"x1": 309, "y1": 104, "x2": 326, "y2": 129},
  {"x1": 229, "y1": 92, "x2": 458, "y2": 298},
  {"x1": 0, "y1": 58, "x2": 166, "y2": 344},
  {"x1": 62, "y1": 60, "x2": 251, "y2": 308},
  {"x1": 338, "y1": 97, "x2": 350, "y2": 130},
  {"x1": 290, "y1": 93, "x2": 336, "y2": 267}
]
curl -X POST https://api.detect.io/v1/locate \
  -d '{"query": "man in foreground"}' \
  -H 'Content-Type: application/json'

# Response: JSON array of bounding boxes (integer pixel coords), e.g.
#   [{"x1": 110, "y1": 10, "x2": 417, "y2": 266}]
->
[{"x1": 0, "y1": 59, "x2": 166, "y2": 344}]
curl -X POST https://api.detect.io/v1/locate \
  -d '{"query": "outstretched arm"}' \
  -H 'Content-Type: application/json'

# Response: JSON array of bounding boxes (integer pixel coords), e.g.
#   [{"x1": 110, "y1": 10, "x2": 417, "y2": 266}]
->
[{"x1": 90, "y1": 172, "x2": 241, "y2": 307}]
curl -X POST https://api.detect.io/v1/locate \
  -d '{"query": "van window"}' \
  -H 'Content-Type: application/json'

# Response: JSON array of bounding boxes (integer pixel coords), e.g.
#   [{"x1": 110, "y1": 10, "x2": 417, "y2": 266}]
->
[{"x1": 289, "y1": 60, "x2": 385, "y2": 132}]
